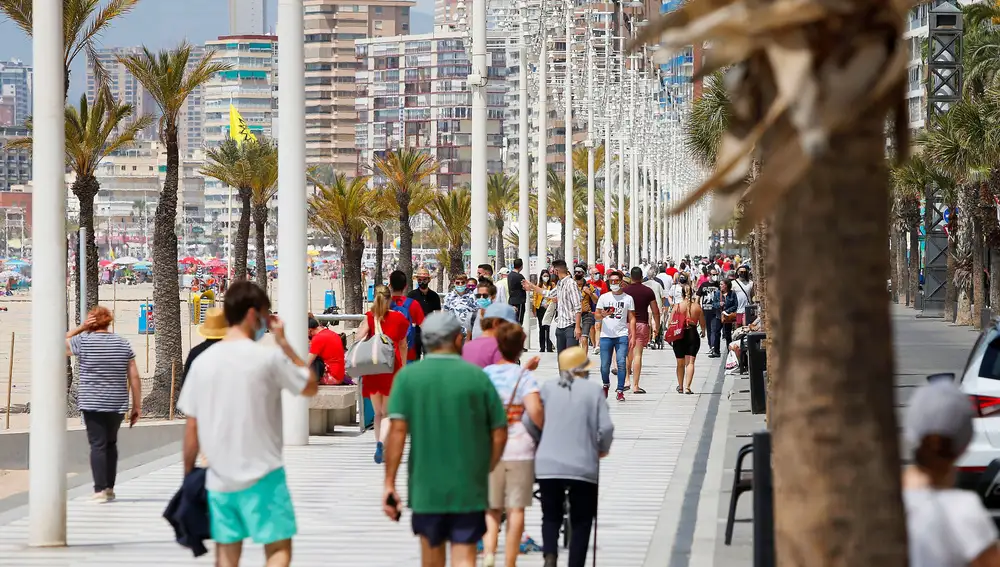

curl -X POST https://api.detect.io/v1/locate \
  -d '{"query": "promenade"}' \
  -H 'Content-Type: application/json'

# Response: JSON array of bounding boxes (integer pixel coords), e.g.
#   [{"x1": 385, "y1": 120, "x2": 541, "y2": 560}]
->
[{"x1": 0, "y1": 347, "x2": 723, "y2": 567}]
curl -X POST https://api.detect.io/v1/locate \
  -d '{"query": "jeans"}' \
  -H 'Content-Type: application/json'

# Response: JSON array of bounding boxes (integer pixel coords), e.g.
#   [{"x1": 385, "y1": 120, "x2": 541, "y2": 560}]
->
[
  {"x1": 723, "y1": 322, "x2": 734, "y2": 345},
  {"x1": 82, "y1": 411, "x2": 124, "y2": 492},
  {"x1": 513, "y1": 303, "x2": 526, "y2": 325},
  {"x1": 539, "y1": 478, "x2": 598, "y2": 567},
  {"x1": 705, "y1": 309, "x2": 721, "y2": 352},
  {"x1": 600, "y1": 336, "x2": 629, "y2": 391},
  {"x1": 555, "y1": 325, "x2": 579, "y2": 354}
]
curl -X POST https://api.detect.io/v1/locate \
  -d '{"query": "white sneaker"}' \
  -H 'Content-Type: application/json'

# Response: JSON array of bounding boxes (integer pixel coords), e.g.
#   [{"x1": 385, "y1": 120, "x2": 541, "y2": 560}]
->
[
  {"x1": 91, "y1": 491, "x2": 110, "y2": 503},
  {"x1": 483, "y1": 553, "x2": 496, "y2": 567},
  {"x1": 592, "y1": 346, "x2": 600, "y2": 354},
  {"x1": 105, "y1": 489, "x2": 116, "y2": 502}
]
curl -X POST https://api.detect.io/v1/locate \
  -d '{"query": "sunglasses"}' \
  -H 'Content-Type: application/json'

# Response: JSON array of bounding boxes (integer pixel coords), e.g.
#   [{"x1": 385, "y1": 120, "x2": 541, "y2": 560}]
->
[{"x1": 475, "y1": 293, "x2": 490, "y2": 299}]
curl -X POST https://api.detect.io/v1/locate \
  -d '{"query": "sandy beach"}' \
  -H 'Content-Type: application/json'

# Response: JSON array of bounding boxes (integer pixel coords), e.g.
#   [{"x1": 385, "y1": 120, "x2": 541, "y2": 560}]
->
[{"x1": 0, "y1": 276, "x2": 349, "y2": 428}]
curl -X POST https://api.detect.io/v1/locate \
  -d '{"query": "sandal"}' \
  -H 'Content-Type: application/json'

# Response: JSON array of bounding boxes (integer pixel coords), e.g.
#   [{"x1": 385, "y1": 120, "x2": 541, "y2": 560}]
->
[
  {"x1": 634, "y1": 387, "x2": 647, "y2": 394},
  {"x1": 685, "y1": 388, "x2": 694, "y2": 395},
  {"x1": 676, "y1": 386, "x2": 683, "y2": 393}
]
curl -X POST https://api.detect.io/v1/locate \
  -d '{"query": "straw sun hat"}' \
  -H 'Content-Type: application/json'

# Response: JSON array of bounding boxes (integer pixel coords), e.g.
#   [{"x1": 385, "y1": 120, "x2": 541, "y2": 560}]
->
[{"x1": 198, "y1": 307, "x2": 228, "y2": 340}]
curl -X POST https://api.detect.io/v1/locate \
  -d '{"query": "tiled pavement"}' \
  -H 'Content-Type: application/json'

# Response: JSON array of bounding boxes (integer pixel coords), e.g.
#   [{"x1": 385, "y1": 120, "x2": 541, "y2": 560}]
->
[{"x1": 0, "y1": 347, "x2": 722, "y2": 567}]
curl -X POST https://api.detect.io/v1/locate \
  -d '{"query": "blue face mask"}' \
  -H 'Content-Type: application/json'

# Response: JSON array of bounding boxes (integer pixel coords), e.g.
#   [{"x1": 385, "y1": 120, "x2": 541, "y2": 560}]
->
[
  {"x1": 454, "y1": 285, "x2": 466, "y2": 293},
  {"x1": 476, "y1": 298, "x2": 491, "y2": 309},
  {"x1": 254, "y1": 315, "x2": 268, "y2": 341}
]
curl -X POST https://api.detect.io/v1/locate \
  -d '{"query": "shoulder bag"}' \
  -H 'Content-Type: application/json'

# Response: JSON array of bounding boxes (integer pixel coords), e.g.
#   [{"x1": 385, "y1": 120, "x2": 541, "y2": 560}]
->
[
  {"x1": 345, "y1": 315, "x2": 395, "y2": 377},
  {"x1": 505, "y1": 369, "x2": 528, "y2": 425},
  {"x1": 664, "y1": 302, "x2": 688, "y2": 344}
]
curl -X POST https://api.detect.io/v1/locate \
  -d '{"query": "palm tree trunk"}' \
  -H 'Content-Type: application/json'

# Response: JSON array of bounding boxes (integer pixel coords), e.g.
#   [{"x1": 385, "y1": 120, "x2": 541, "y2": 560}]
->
[
  {"x1": 770, "y1": 109, "x2": 906, "y2": 565},
  {"x1": 374, "y1": 227, "x2": 385, "y2": 284},
  {"x1": 974, "y1": 220, "x2": 986, "y2": 329},
  {"x1": 897, "y1": 229, "x2": 908, "y2": 305},
  {"x1": 496, "y1": 219, "x2": 506, "y2": 268},
  {"x1": 945, "y1": 197, "x2": 958, "y2": 322},
  {"x1": 991, "y1": 245, "x2": 1000, "y2": 314},
  {"x1": 449, "y1": 244, "x2": 464, "y2": 278},
  {"x1": 234, "y1": 188, "x2": 252, "y2": 281},
  {"x1": 887, "y1": 222, "x2": 901, "y2": 303},
  {"x1": 342, "y1": 233, "x2": 365, "y2": 314},
  {"x1": 908, "y1": 224, "x2": 920, "y2": 307},
  {"x1": 73, "y1": 175, "x2": 101, "y2": 323},
  {"x1": 146, "y1": 124, "x2": 184, "y2": 416},
  {"x1": 398, "y1": 192, "x2": 413, "y2": 283},
  {"x1": 252, "y1": 204, "x2": 268, "y2": 291}
]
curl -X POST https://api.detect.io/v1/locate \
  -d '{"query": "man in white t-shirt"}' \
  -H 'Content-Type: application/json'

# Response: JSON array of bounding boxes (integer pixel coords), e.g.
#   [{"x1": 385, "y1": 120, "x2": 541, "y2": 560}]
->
[
  {"x1": 902, "y1": 380, "x2": 1000, "y2": 567},
  {"x1": 594, "y1": 270, "x2": 635, "y2": 400},
  {"x1": 732, "y1": 266, "x2": 755, "y2": 325},
  {"x1": 178, "y1": 281, "x2": 318, "y2": 567}
]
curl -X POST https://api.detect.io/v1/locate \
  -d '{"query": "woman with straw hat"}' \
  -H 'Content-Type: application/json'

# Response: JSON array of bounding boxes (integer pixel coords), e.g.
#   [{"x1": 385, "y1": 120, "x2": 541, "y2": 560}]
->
[
  {"x1": 182, "y1": 307, "x2": 227, "y2": 385},
  {"x1": 528, "y1": 346, "x2": 614, "y2": 567}
]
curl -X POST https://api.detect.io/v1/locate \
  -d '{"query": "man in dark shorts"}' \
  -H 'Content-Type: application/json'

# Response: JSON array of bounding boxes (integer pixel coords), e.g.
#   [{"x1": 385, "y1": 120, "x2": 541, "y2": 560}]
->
[
  {"x1": 574, "y1": 263, "x2": 599, "y2": 354},
  {"x1": 383, "y1": 311, "x2": 508, "y2": 567},
  {"x1": 623, "y1": 266, "x2": 660, "y2": 394}
]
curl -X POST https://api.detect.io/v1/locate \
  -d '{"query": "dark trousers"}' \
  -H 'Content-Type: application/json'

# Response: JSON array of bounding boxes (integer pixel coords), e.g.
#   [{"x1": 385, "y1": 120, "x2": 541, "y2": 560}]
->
[
  {"x1": 513, "y1": 302, "x2": 526, "y2": 325},
  {"x1": 82, "y1": 411, "x2": 124, "y2": 492},
  {"x1": 555, "y1": 325, "x2": 579, "y2": 354},
  {"x1": 537, "y1": 307, "x2": 554, "y2": 352},
  {"x1": 539, "y1": 478, "x2": 598, "y2": 567},
  {"x1": 722, "y1": 321, "x2": 734, "y2": 345},
  {"x1": 705, "y1": 309, "x2": 721, "y2": 352}
]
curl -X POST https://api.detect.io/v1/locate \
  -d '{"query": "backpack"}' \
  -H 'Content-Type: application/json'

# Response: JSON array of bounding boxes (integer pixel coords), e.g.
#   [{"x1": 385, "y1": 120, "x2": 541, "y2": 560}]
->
[
  {"x1": 701, "y1": 285, "x2": 721, "y2": 311},
  {"x1": 390, "y1": 298, "x2": 417, "y2": 351}
]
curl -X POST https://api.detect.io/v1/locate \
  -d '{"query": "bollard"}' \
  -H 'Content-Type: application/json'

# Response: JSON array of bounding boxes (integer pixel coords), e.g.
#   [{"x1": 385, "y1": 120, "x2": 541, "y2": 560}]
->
[
  {"x1": 169, "y1": 362, "x2": 177, "y2": 420},
  {"x1": 747, "y1": 332, "x2": 767, "y2": 415},
  {"x1": 5, "y1": 332, "x2": 13, "y2": 430},
  {"x1": 752, "y1": 431, "x2": 775, "y2": 567}
]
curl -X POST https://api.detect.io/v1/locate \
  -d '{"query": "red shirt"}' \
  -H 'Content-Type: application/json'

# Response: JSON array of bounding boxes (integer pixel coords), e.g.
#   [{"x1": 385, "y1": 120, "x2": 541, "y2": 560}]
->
[
  {"x1": 722, "y1": 262, "x2": 732, "y2": 272},
  {"x1": 392, "y1": 295, "x2": 425, "y2": 360},
  {"x1": 309, "y1": 328, "x2": 345, "y2": 384},
  {"x1": 366, "y1": 310, "x2": 410, "y2": 374},
  {"x1": 589, "y1": 279, "x2": 608, "y2": 295},
  {"x1": 665, "y1": 267, "x2": 678, "y2": 278}
]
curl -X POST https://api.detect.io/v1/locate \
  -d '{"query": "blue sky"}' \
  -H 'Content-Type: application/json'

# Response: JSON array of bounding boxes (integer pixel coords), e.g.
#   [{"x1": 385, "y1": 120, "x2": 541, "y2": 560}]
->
[{"x1": 0, "y1": 0, "x2": 434, "y2": 100}]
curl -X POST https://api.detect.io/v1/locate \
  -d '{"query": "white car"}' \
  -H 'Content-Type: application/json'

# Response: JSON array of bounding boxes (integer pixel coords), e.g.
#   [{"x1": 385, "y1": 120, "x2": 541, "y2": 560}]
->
[{"x1": 956, "y1": 326, "x2": 1000, "y2": 490}]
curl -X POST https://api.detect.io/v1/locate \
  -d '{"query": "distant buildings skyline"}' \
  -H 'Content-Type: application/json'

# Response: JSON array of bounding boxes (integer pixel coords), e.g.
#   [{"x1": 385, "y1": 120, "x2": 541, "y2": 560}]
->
[
  {"x1": 0, "y1": 60, "x2": 31, "y2": 128},
  {"x1": 230, "y1": 0, "x2": 268, "y2": 35}
]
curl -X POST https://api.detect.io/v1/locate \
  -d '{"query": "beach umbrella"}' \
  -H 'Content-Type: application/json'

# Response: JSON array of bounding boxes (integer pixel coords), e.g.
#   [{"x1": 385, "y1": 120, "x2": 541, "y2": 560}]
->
[
  {"x1": 4, "y1": 259, "x2": 29, "y2": 268},
  {"x1": 205, "y1": 258, "x2": 226, "y2": 268},
  {"x1": 179, "y1": 257, "x2": 202, "y2": 265},
  {"x1": 112, "y1": 256, "x2": 140, "y2": 266},
  {"x1": 0, "y1": 271, "x2": 22, "y2": 280},
  {"x1": 133, "y1": 261, "x2": 152, "y2": 270},
  {"x1": 98, "y1": 260, "x2": 112, "y2": 268}
]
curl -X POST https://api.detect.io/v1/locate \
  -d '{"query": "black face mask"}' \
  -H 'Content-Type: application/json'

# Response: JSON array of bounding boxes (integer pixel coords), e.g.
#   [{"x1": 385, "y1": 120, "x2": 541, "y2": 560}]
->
[
  {"x1": 418, "y1": 281, "x2": 429, "y2": 289},
  {"x1": 574, "y1": 273, "x2": 584, "y2": 280},
  {"x1": 678, "y1": 277, "x2": 688, "y2": 285}
]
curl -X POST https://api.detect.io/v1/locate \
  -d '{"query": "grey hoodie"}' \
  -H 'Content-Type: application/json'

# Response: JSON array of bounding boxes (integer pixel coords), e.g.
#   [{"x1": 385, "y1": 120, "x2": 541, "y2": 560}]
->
[{"x1": 524, "y1": 373, "x2": 614, "y2": 483}]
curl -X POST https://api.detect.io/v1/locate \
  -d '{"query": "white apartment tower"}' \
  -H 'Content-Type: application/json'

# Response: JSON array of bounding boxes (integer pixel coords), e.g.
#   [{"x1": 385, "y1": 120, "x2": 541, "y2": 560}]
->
[{"x1": 230, "y1": 0, "x2": 267, "y2": 35}]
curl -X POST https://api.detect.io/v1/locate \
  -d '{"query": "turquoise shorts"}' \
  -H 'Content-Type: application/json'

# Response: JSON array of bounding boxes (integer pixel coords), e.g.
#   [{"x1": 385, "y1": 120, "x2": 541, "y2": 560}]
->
[{"x1": 207, "y1": 467, "x2": 297, "y2": 545}]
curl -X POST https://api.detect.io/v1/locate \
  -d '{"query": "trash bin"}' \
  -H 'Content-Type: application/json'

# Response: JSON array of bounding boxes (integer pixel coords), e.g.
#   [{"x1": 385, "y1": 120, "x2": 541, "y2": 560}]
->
[
  {"x1": 324, "y1": 290, "x2": 337, "y2": 310},
  {"x1": 367, "y1": 284, "x2": 375, "y2": 302},
  {"x1": 747, "y1": 332, "x2": 767, "y2": 414},
  {"x1": 138, "y1": 303, "x2": 155, "y2": 334},
  {"x1": 188, "y1": 290, "x2": 216, "y2": 324}
]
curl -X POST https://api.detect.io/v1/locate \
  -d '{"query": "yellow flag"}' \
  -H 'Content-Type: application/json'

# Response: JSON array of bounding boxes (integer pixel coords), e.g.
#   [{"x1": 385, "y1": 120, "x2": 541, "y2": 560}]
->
[{"x1": 229, "y1": 104, "x2": 257, "y2": 146}]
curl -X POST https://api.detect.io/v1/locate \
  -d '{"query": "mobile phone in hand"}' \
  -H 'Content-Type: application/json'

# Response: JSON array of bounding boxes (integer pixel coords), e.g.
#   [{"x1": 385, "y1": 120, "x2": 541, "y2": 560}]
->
[{"x1": 386, "y1": 493, "x2": 401, "y2": 522}]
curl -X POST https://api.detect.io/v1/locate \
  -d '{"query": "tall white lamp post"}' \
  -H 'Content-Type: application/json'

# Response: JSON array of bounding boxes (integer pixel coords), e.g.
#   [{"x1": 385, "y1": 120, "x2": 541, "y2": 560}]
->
[
  {"x1": 470, "y1": 0, "x2": 489, "y2": 268},
  {"x1": 536, "y1": 32, "x2": 548, "y2": 264},
  {"x1": 278, "y1": 0, "x2": 309, "y2": 446},
  {"x1": 517, "y1": 5, "x2": 531, "y2": 266},
  {"x1": 562, "y1": 0, "x2": 574, "y2": 262},
  {"x1": 30, "y1": 0, "x2": 67, "y2": 546}
]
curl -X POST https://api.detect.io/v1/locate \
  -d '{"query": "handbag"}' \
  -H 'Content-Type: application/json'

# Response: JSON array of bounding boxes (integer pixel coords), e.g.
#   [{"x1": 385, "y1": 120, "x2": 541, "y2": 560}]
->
[
  {"x1": 505, "y1": 369, "x2": 527, "y2": 425},
  {"x1": 664, "y1": 303, "x2": 688, "y2": 344},
  {"x1": 345, "y1": 316, "x2": 395, "y2": 377},
  {"x1": 722, "y1": 312, "x2": 737, "y2": 324}
]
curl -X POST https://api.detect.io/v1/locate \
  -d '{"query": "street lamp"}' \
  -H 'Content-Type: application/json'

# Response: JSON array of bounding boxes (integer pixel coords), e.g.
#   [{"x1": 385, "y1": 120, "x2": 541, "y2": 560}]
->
[{"x1": 470, "y1": 0, "x2": 489, "y2": 268}]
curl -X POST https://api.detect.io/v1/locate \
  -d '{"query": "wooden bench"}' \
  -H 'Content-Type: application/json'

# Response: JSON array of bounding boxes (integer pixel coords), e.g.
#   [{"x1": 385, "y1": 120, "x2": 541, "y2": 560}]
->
[{"x1": 308, "y1": 385, "x2": 362, "y2": 435}]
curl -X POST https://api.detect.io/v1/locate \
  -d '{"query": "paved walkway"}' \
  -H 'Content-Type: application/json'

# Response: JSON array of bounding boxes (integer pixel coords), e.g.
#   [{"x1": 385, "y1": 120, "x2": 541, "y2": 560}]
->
[
  {"x1": 0, "y1": 347, "x2": 722, "y2": 567},
  {"x1": 707, "y1": 304, "x2": 982, "y2": 566}
]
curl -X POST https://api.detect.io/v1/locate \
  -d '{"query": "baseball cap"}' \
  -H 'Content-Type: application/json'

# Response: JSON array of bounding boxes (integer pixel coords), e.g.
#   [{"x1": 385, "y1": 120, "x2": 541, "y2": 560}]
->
[
  {"x1": 421, "y1": 311, "x2": 463, "y2": 345},
  {"x1": 498, "y1": 267, "x2": 510, "y2": 275},
  {"x1": 308, "y1": 317, "x2": 320, "y2": 330},
  {"x1": 904, "y1": 380, "x2": 975, "y2": 457},
  {"x1": 484, "y1": 302, "x2": 517, "y2": 323}
]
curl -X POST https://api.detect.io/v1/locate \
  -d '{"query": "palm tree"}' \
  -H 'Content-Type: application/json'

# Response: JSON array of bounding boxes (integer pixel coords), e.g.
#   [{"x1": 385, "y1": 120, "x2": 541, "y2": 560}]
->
[
  {"x1": 6, "y1": 88, "x2": 152, "y2": 321},
  {"x1": 248, "y1": 138, "x2": 278, "y2": 290},
  {"x1": 571, "y1": 144, "x2": 606, "y2": 177},
  {"x1": 545, "y1": 166, "x2": 586, "y2": 257},
  {"x1": 427, "y1": 186, "x2": 472, "y2": 277},
  {"x1": 487, "y1": 172, "x2": 517, "y2": 267},
  {"x1": 0, "y1": 0, "x2": 141, "y2": 100},
  {"x1": 200, "y1": 139, "x2": 261, "y2": 282},
  {"x1": 118, "y1": 44, "x2": 229, "y2": 413},
  {"x1": 372, "y1": 148, "x2": 438, "y2": 282},
  {"x1": 505, "y1": 194, "x2": 539, "y2": 253},
  {"x1": 684, "y1": 70, "x2": 731, "y2": 168},
  {"x1": 308, "y1": 172, "x2": 380, "y2": 314},
  {"x1": 634, "y1": 2, "x2": 912, "y2": 563}
]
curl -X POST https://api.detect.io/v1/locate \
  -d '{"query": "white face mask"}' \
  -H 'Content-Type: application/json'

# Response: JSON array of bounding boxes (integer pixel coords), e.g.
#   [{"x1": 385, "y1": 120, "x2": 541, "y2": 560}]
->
[{"x1": 610, "y1": 283, "x2": 621, "y2": 293}]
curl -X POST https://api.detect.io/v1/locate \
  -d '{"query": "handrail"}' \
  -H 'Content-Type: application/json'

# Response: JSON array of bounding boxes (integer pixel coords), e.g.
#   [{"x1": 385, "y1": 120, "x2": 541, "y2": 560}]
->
[{"x1": 314, "y1": 313, "x2": 365, "y2": 324}]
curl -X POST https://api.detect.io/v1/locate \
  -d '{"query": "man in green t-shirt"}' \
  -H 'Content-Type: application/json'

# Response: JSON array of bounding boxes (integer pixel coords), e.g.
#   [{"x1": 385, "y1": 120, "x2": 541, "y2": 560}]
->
[{"x1": 384, "y1": 311, "x2": 508, "y2": 567}]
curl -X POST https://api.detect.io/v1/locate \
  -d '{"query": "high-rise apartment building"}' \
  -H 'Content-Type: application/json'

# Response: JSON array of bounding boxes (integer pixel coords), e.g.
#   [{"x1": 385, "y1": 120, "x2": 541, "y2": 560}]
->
[
  {"x1": 86, "y1": 47, "x2": 160, "y2": 139},
  {"x1": 0, "y1": 127, "x2": 31, "y2": 192},
  {"x1": 203, "y1": 35, "x2": 279, "y2": 148},
  {"x1": 355, "y1": 30, "x2": 506, "y2": 189},
  {"x1": 230, "y1": 0, "x2": 267, "y2": 35},
  {"x1": 304, "y1": 0, "x2": 414, "y2": 171},
  {"x1": 0, "y1": 60, "x2": 32, "y2": 127},
  {"x1": 180, "y1": 45, "x2": 208, "y2": 157}
]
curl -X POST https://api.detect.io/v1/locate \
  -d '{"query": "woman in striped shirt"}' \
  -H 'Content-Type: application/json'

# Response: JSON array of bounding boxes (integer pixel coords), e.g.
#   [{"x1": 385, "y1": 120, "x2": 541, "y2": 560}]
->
[{"x1": 66, "y1": 306, "x2": 141, "y2": 503}]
